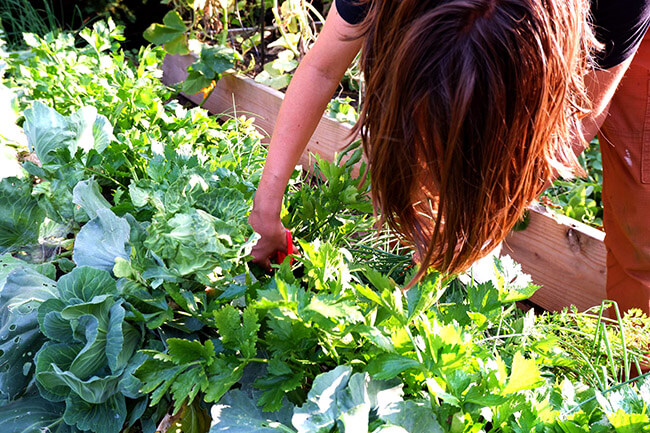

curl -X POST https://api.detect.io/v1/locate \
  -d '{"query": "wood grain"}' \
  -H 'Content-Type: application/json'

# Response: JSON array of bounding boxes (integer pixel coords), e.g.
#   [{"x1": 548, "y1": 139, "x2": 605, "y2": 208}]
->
[
  {"x1": 162, "y1": 54, "x2": 609, "y2": 313},
  {"x1": 503, "y1": 204, "x2": 607, "y2": 312}
]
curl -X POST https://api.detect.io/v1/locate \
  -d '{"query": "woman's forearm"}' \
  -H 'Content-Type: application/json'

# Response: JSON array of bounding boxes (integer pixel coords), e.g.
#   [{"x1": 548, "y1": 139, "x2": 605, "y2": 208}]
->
[
  {"x1": 252, "y1": 5, "x2": 364, "y2": 218},
  {"x1": 253, "y1": 61, "x2": 350, "y2": 216}
]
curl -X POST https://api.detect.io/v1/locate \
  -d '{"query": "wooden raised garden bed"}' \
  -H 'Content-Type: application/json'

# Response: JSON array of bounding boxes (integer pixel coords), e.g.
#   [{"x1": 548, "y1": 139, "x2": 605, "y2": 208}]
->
[{"x1": 162, "y1": 54, "x2": 608, "y2": 313}]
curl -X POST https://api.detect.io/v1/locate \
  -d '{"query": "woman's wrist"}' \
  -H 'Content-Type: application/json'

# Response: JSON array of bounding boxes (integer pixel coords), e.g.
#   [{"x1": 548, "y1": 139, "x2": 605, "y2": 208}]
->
[
  {"x1": 249, "y1": 202, "x2": 284, "y2": 237},
  {"x1": 251, "y1": 193, "x2": 282, "y2": 217},
  {"x1": 252, "y1": 170, "x2": 289, "y2": 218}
]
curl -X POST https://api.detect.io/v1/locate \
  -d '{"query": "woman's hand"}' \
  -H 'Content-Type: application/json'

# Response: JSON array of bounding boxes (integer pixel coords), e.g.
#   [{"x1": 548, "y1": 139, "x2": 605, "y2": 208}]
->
[{"x1": 248, "y1": 208, "x2": 287, "y2": 270}]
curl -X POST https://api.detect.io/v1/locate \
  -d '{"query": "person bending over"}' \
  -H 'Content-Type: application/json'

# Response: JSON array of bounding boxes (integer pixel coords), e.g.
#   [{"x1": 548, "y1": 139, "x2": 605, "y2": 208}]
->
[{"x1": 249, "y1": 0, "x2": 650, "y2": 314}]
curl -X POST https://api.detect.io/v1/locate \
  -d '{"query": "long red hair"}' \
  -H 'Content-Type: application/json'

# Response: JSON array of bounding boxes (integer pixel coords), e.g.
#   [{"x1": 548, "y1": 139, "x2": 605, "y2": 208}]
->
[{"x1": 354, "y1": 0, "x2": 600, "y2": 281}]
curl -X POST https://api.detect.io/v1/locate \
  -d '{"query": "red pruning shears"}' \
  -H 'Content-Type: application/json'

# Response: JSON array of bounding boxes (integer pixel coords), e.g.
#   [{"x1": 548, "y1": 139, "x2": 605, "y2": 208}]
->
[{"x1": 273, "y1": 229, "x2": 294, "y2": 266}]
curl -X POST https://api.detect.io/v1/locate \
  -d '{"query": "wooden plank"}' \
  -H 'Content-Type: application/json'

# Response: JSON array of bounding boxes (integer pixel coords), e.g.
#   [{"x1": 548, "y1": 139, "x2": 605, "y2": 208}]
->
[
  {"x1": 503, "y1": 204, "x2": 607, "y2": 312},
  {"x1": 162, "y1": 54, "x2": 356, "y2": 169},
  {"x1": 162, "y1": 54, "x2": 608, "y2": 313}
]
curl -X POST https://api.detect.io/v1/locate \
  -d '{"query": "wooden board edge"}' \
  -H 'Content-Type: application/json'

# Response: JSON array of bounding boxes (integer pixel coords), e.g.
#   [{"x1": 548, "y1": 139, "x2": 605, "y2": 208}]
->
[{"x1": 503, "y1": 204, "x2": 607, "y2": 312}]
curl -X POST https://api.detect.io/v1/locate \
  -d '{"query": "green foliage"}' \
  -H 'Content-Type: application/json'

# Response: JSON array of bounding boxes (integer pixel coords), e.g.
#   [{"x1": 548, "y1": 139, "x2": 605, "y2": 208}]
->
[
  {"x1": 254, "y1": 50, "x2": 298, "y2": 90},
  {"x1": 291, "y1": 366, "x2": 415, "y2": 433},
  {"x1": 0, "y1": 263, "x2": 58, "y2": 401},
  {"x1": 2, "y1": 21, "x2": 650, "y2": 433},
  {"x1": 283, "y1": 143, "x2": 373, "y2": 246},
  {"x1": 0, "y1": 0, "x2": 66, "y2": 50},
  {"x1": 326, "y1": 97, "x2": 359, "y2": 126},
  {"x1": 73, "y1": 208, "x2": 131, "y2": 272},
  {"x1": 183, "y1": 45, "x2": 241, "y2": 94},
  {"x1": 542, "y1": 141, "x2": 604, "y2": 228},
  {"x1": 136, "y1": 338, "x2": 244, "y2": 414},
  {"x1": 214, "y1": 305, "x2": 259, "y2": 359},
  {"x1": 0, "y1": 177, "x2": 45, "y2": 254},
  {"x1": 33, "y1": 267, "x2": 143, "y2": 433},
  {"x1": 143, "y1": 10, "x2": 189, "y2": 55},
  {"x1": 24, "y1": 102, "x2": 113, "y2": 165},
  {"x1": 0, "y1": 390, "x2": 73, "y2": 433}
]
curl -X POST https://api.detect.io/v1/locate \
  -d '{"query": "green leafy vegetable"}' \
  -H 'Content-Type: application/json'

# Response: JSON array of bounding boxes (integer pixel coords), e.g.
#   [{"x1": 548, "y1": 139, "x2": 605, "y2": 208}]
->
[
  {"x1": 0, "y1": 266, "x2": 57, "y2": 400},
  {"x1": 31, "y1": 267, "x2": 142, "y2": 433},
  {"x1": 143, "y1": 11, "x2": 190, "y2": 55},
  {"x1": 0, "y1": 178, "x2": 44, "y2": 254},
  {"x1": 0, "y1": 390, "x2": 72, "y2": 433},
  {"x1": 24, "y1": 102, "x2": 112, "y2": 165}
]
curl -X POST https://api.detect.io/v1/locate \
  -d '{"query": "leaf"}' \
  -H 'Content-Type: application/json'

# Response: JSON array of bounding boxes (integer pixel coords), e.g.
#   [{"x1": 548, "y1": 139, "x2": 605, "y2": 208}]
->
[
  {"x1": 192, "y1": 186, "x2": 248, "y2": 222},
  {"x1": 69, "y1": 106, "x2": 113, "y2": 155},
  {"x1": 463, "y1": 385, "x2": 507, "y2": 406},
  {"x1": 128, "y1": 182, "x2": 150, "y2": 207},
  {"x1": 502, "y1": 352, "x2": 543, "y2": 395},
  {"x1": 72, "y1": 179, "x2": 111, "y2": 220},
  {"x1": 23, "y1": 102, "x2": 112, "y2": 164},
  {"x1": 64, "y1": 312, "x2": 112, "y2": 380},
  {"x1": 0, "y1": 254, "x2": 33, "y2": 287},
  {"x1": 105, "y1": 303, "x2": 140, "y2": 374},
  {"x1": 302, "y1": 295, "x2": 364, "y2": 326},
  {"x1": 56, "y1": 266, "x2": 117, "y2": 303},
  {"x1": 291, "y1": 368, "x2": 405, "y2": 433},
  {"x1": 254, "y1": 71, "x2": 292, "y2": 91},
  {"x1": 337, "y1": 373, "x2": 404, "y2": 433},
  {"x1": 0, "y1": 177, "x2": 44, "y2": 254},
  {"x1": 406, "y1": 274, "x2": 443, "y2": 321},
  {"x1": 493, "y1": 256, "x2": 539, "y2": 302},
  {"x1": 117, "y1": 352, "x2": 147, "y2": 400},
  {"x1": 135, "y1": 357, "x2": 184, "y2": 406},
  {"x1": 210, "y1": 389, "x2": 294, "y2": 433},
  {"x1": 167, "y1": 338, "x2": 216, "y2": 365},
  {"x1": 268, "y1": 51, "x2": 298, "y2": 75},
  {"x1": 0, "y1": 390, "x2": 73, "y2": 433},
  {"x1": 35, "y1": 342, "x2": 85, "y2": 400},
  {"x1": 378, "y1": 400, "x2": 443, "y2": 433},
  {"x1": 356, "y1": 325, "x2": 395, "y2": 353},
  {"x1": 23, "y1": 101, "x2": 74, "y2": 165},
  {"x1": 143, "y1": 11, "x2": 189, "y2": 55},
  {"x1": 176, "y1": 399, "x2": 212, "y2": 433},
  {"x1": 34, "y1": 268, "x2": 138, "y2": 427},
  {"x1": 205, "y1": 357, "x2": 245, "y2": 403},
  {"x1": 170, "y1": 366, "x2": 209, "y2": 414},
  {"x1": 73, "y1": 208, "x2": 131, "y2": 272},
  {"x1": 50, "y1": 364, "x2": 123, "y2": 404},
  {"x1": 424, "y1": 378, "x2": 460, "y2": 407},
  {"x1": 292, "y1": 366, "x2": 352, "y2": 433},
  {"x1": 63, "y1": 393, "x2": 127, "y2": 433},
  {"x1": 40, "y1": 308, "x2": 74, "y2": 343},
  {"x1": 193, "y1": 45, "x2": 239, "y2": 78},
  {"x1": 354, "y1": 274, "x2": 406, "y2": 325},
  {"x1": 214, "y1": 305, "x2": 259, "y2": 359},
  {"x1": 182, "y1": 70, "x2": 214, "y2": 95},
  {"x1": 606, "y1": 409, "x2": 650, "y2": 432},
  {"x1": 0, "y1": 266, "x2": 58, "y2": 400},
  {"x1": 143, "y1": 207, "x2": 243, "y2": 281},
  {"x1": 367, "y1": 354, "x2": 422, "y2": 380},
  {"x1": 254, "y1": 359, "x2": 303, "y2": 412}
]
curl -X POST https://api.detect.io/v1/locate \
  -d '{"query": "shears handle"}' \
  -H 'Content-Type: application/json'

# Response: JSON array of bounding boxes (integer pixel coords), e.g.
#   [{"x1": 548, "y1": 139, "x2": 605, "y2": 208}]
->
[{"x1": 273, "y1": 229, "x2": 294, "y2": 266}]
